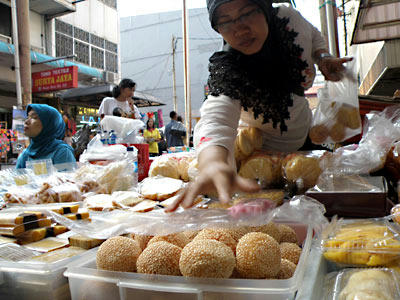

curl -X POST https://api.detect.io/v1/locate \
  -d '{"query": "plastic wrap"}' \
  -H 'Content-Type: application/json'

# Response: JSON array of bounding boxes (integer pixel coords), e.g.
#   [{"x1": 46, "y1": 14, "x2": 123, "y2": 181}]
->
[
  {"x1": 321, "y1": 217, "x2": 400, "y2": 267},
  {"x1": 312, "y1": 174, "x2": 383, "y2": 193},
  {"x1": 149, "y1": 152, "x2": 196, "y2": 181},
  {"x1": 325, "y1": 268, "x2": 400, "y2": 300},
  {"x1": 323, "y1": 105, "x2": 400, "y2": 175},
  {"x1": 100, "y1": 116, "x2": 145, "y2": 144},
  {"x1": 48, "y1": 195, "x2": 328, "y2": 240},
  {"x1": 79, "y1": 137, "x2": 129, "y2": 164},
  {"x1": 309, "y1": 63, "x2": 361, "y2": 144},
  {"x1": 26, "y1": 159, "x2": 55, "y2": 176}
]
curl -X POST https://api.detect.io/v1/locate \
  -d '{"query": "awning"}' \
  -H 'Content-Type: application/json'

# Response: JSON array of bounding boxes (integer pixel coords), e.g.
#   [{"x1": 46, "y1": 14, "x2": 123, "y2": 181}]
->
[
  {"x1": 0, "y1": 40, "x2": 103, "y2": 80},
  {"x1": 30, "y1": 0, "x2": 76, "y2": 19},
  {"x1": 60, "y1": 84, "x2": 166, "y2": 107},
  {"x1": 351, "y1": 0, "x2": 400, "y2": 45}
]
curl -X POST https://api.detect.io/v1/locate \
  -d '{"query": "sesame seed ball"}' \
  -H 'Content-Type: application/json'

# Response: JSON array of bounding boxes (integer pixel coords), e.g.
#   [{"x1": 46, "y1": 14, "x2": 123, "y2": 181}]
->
[
  {"x1": 236, "y1": 232, "x2": 281, "y2": 279},
  {"x1": 179, "y1": 239, "x2": 235, "y2": 278},
  {"x1": 134, "y1": 234, "x2": 153, "y2": 250},
  {"x1": 277, "y1": 224, "x2": 298, "y2": 244},
  {"x1": 147, "y1": 232, "x2": 189, "y2": 249},
  {"x1": 280, "y1": 243, "x2": 302, "y2": 265},
  {"x1": 250, "y1": 222, "x2": 281, "y2": 242},
  {"x1": 96, "y1": 236, "x2": 142, "y2": 272},
  {"x1": 136, "y1": 241, "x2": 182, "y2": 276},
  {"x1": 193, "y1": 228, "x2": 237, "y2": 254},
  {"x1": 277, "y1": 259, "x2": 296, "y2": 279},
  {"x1": 182, "y1": 230, "x2": 199, "y2": 241},
  {"x1": 225, "y1": 226, "x2": 252, "y2": 243}
]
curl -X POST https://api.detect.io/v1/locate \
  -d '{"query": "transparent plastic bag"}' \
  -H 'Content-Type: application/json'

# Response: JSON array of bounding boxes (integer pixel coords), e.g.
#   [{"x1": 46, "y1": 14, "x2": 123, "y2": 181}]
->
[
  {"x1": 26, "y1": 159, "x2": 55, "y2": 176},
  {"x1": 48, "y1": 195, "x2": 328, "y2": 240},
  {"x1": 321, "y1": 217, "x2": 400, "y2": 267},
  {"x1": 149, "y1": 152, "x2": 196, "y2": 181},
  {"x1": 100, "y1": 116, "x2": 145, "y2": 144},
  {"x1": 323, "y1": 105, "x2": 400, "y2": 175},
  {"x1": 310, "y1": 63, "x2": 361, "y2": 144}
]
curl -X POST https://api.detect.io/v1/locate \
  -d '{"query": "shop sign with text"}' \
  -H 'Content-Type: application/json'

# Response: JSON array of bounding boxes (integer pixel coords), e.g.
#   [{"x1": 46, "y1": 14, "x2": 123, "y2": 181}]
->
[{"x1": 32, "y1": 66, "x2": 78, "y2": 93}]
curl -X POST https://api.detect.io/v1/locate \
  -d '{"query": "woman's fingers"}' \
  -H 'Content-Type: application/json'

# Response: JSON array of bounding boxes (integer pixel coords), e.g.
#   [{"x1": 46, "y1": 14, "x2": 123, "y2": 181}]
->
[
  {"x1": 165, "y1": 189, "x2": 187, "y2": 212},
  {"x1": 236, "y1": 176, "x2": 261, "y2": 193}
]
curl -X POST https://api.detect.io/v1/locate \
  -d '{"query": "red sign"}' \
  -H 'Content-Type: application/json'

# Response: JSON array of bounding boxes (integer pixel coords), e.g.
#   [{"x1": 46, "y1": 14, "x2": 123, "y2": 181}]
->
[{"x1": 32, "y1": 66, "x2": 78, "y2": 93}]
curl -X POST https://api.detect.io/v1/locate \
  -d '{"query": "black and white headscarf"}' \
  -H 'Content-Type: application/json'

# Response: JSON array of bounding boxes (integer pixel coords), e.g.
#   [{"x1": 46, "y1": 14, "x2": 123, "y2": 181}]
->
[{"x1": 206, "y1": 0, "x2": 308, "y2": 133}]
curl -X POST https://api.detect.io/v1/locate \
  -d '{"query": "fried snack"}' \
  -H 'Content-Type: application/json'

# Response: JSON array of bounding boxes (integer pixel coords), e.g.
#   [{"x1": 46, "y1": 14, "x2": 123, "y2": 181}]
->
[
  {"x1": 236, "y1": 232, "x2": 281, "y2": 279},
  {"x1": 277, "y1": 224, "x2": 298, "y2": 244},
  {"x1": 0, "y1": 218, "x2": 52, "y2": 237},
  {"x1": 277, "y1": 259, "x2": 296, "y2": 279},
  {"x1": 140, "y1": 177, "x2": 184, "y2": 201},
  {"x1": 249, "y1": 127, "x2": 263, "y2": 150},
  {"x1": 280, "y1": 242, "x2": 302, "y2": 265},
  {"x1": 132, "y1": 234, "x2": 153, "y2": 250},
  {"x1": 128, "y1": 200, "x2": 158, "y2": 213},
  {"x1": 137, "y1": 241, "x2": 182, "y2": 276},
  {"x1": 336, "y1": 105, "x2": 361, "y2": 130},
  {"x1": 84, "y1": 194, "x2": 114, "y2": 211},
  {"x1": 238, "y1": 155, "x2": 281, "y2": 188},
  {"x1": 233, "y1": 190, "x2": 285, "y2": 207},
  {"x1": 178, "y1": 156, "x2": 195, "y2": 182},
  {"x1": 147, "y1": 232, "x2": 189, "y2": 249},
  {"x1": 250, "y1": 222, "x2": 281, "y2": 243},
  {"x1": 339, "y1": 269, "x2": 397, "y2": 300},
  {"x1": 329, "y1": 122, "x2": 346, "y2": 142},
  {"x1": 193, "y1": 228, "x2": 236, "y2": 254},
  {"x1": 149, "y1": 158, "x2": 180, "y2": 179},
  {"x1": 283, "y1": 155, "x2": 322, "y2": 189},
  {"x1": 112, "y1": 191, "x2": 144, "y2": 208},
  {"x1": 323, "y1": 223, "x2": 400, "y2": 266},
  {"x1": 18, "y1": 225, "x2": 68, "y2": 244},
  {"x1": 69, "y1": 234, "x2": 105, "y2": 249},
  {"x1": 309, "y1": 124, "x2": 329, "y2": 144},
  {"x1": 96, "y1": 236, "x2": 141, "y2": 272},
  {"x1": 179, "y1": 239, "x2": 235, "y2": 278}
]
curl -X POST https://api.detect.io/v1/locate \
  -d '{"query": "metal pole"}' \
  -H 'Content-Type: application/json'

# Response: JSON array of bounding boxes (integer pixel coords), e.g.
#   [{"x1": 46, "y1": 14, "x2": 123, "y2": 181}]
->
[
  {"x1": 16, "y1": 0, "x2": 32, "y2": 107},
  {"x1": 11, "y1": 0, "x2": 22, "y2": 109},
  {"x1": 182, "y1": 0, "x2": 191, "y2": 146},
  {"x1": 172, "y1": 35, "x2": 178, "y2": 113},
  {"x1": 319, "y1": 0, "x2": 328, "y2": 42},
  {"x1": 326, "y1": 0, "x2": 338, "y2": 57}
]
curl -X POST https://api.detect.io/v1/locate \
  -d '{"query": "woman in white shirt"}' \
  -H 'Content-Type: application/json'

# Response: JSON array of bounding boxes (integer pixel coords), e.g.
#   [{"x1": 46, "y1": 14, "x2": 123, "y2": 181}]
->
[
  {"x1": 167, "y1": 0, "x2": 352, "y2": 211},
  {"x1": 98, "y1": 78, "x2": 141, "y2": 119}
]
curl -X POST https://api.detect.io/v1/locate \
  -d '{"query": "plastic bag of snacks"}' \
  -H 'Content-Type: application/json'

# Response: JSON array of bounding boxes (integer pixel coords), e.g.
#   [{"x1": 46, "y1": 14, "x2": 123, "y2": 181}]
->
[
  {"x1": 309, "y1": 61, "x2": 361, "y2": 145},
  {"x1": 321, "y1": 105, "x2": 400, "y2": 175},
  {"x1": 321, "y1": 217, "x2": 400, "y2": 267},
  {"x1": 323, "y1": 268, "x2": 400, "y2": 300},
  {"x1": 148, "y1": 152, "x2": 196, "y2": 181}
]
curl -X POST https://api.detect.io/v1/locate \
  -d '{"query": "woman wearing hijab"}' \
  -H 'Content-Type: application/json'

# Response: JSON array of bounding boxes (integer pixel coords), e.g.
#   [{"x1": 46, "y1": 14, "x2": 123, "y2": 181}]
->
[
  {"x1": 16, "y1": 104, "x2": 76, "y2": 169},
  {"x1": 167, "y1": 0, "x2": 352, "y2": 211}
]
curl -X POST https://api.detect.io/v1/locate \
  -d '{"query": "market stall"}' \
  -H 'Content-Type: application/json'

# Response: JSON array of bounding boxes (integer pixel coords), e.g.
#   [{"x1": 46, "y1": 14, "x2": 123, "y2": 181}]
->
[{"x1": 0, "y1": 104, "x2": 400, "y2": 300}]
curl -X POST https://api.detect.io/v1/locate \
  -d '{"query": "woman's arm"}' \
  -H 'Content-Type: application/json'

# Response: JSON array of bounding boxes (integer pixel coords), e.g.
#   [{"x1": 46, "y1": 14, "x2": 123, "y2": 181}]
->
[{"x1": 166, "y1": 95, "x2": 260, "y2": 212}]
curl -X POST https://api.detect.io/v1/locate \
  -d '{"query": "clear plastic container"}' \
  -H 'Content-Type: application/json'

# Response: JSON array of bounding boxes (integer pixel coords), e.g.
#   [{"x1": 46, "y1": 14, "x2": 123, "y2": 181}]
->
[
  {"x1": 0, "y1": 246, "x2": 94, "y2": 300},
  {"x1": 327, "y1": 268, "x2": 400, "y2": 300},
  {"x1": 65, "y1": 222, "x2": 312, "y2": 300},
  {"x1": 321, "y1": 218, "x2": 400, "y2": 267}
]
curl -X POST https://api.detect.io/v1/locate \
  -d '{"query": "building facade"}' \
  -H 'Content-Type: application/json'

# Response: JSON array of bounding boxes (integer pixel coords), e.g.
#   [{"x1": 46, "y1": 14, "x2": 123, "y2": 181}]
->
[
  {"x1": 0, "y1": 0, "x2": 120, "y2": 128},
  {"x1": 120, "y1": 8, "x2": 223, "y2": 125}
]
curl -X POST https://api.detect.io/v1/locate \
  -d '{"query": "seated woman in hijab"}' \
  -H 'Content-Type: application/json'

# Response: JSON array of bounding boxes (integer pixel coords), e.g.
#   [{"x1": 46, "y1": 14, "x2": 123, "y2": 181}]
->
[
  {"x1": 16, "y1": 104, "x2": 76, "y2": 169},
  {"x1": 168, "y1": 0, "x2": 352, "y2": 211}
]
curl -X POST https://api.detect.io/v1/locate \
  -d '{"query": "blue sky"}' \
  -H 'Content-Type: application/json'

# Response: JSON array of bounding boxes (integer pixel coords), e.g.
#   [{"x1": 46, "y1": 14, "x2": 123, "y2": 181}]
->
[{"x1": 118, "y1": 0, "x2": 321, "y2": 29}]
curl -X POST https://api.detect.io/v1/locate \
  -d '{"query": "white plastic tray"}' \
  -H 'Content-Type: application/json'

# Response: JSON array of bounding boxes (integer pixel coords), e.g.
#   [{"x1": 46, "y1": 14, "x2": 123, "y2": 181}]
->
[
  {"x1": 65, "y1": 222, "x2": 312, "y2": 300},
  {"x1": 0, "y1": 247, "x2": 95, "y2": 300}
]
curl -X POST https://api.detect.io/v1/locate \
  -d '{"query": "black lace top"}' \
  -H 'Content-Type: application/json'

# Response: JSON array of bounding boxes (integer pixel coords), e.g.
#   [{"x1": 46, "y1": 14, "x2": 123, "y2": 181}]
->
[{"x1": 207, "y1": 7, "x2": 308, "y2": 133}]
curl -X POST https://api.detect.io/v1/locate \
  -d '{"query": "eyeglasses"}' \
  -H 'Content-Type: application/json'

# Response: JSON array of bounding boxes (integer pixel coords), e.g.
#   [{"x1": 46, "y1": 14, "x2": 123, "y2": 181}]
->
[{"x1": 216, "y1": 8, "x2": 263, "y2": 33}]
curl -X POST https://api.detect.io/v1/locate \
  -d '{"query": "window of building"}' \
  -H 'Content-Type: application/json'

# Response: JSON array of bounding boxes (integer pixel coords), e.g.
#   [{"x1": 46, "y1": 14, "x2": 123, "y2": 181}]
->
[
  {"x1": 55, "y1": 19, "x2": 118, "y2": 76},
  {"x1": 91, "y1": 47, "x2": 104, "y2": 69},
  {"x1": 56, "y1": 32, "x2": 73, "y2": 57},
  {"x1": 105, "y1": 51, "x2": 118, "y2": 73},
  {"x1": 74, "y1": 40, "x2": 90, "y2": 65},
  {"x1": 0, "y1": 3, "x2": 12, "y2": 39}
]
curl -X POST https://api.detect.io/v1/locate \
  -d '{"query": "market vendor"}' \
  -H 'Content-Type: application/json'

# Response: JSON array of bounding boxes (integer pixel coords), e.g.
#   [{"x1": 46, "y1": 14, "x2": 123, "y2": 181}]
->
[
  {"x1": 143, "y1": 118, "x2": 162, "y2": 157},
  {"x1": 167, "y1": 0, "x2": 352, "y2": 211},
  {"x1": 16, "y1": 104, "x2": 76, "y2": 169},
  {"x1": 98, "y1": 78, "x2": 141, "y2": 119}
]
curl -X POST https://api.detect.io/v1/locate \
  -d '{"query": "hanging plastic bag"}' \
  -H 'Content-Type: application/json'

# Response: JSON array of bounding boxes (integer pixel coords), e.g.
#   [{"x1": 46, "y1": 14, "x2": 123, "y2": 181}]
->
[{"x1": 309, "y1": 60, "x2": 362, "y2": 144}]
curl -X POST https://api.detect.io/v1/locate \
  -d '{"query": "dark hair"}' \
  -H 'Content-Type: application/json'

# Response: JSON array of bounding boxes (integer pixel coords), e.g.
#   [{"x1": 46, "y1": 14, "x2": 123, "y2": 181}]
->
[
  {"x1": 112, "y1": 107, "x2": 123, "y2": 117},
  {"x1": 146, "y1": 118, "x2": 154, "y2": 130},
  {"x1": 112, "y1": 78, "x2": 136, "y2": 98},
  {"x1": 177, "y1": 116, "x2": 182, "y2": 122},
  {"x1": 170, "y1": 111, "x2": 177, "y2": 119}
]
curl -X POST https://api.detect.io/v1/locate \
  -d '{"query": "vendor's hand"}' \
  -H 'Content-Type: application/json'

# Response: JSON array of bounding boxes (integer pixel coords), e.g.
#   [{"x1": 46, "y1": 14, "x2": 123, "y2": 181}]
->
[
  {"x1": 165, "y1": 162, "x2": 261, "y2": 212},
  {"x1": 319, "y1": 57, "x2": 353, "y2": 82}
]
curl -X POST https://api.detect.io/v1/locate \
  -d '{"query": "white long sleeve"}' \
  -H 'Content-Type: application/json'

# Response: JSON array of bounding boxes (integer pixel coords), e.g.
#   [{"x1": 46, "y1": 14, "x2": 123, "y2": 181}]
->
[{"x1": 194, "y1": 95, "x2": 241, "y2": 157}]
